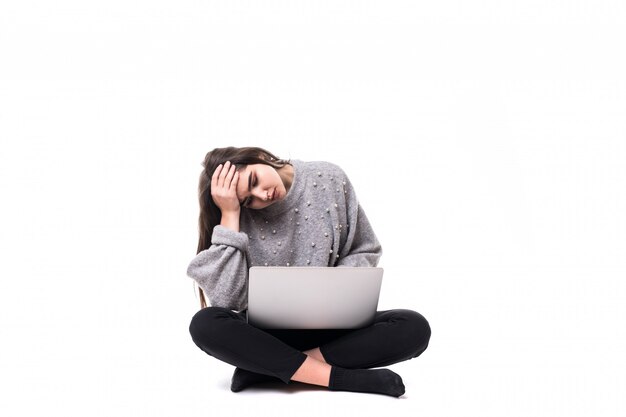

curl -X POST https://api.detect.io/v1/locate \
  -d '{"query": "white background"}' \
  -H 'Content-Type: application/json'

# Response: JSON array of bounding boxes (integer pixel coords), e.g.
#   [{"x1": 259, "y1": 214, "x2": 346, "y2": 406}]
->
[{"x1": 1, "y1": 1, "x2": 625, "y2": 416}]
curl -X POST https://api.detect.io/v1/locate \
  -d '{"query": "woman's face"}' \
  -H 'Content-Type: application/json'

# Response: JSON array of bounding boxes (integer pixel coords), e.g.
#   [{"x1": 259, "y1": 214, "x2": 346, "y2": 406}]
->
[{"x1": 235, "y1": 163, "x2": 288, "y2": 209}]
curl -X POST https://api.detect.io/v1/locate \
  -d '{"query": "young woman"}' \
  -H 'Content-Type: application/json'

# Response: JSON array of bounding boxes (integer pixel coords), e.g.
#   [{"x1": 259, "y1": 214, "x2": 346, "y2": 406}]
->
[{"x1": 187, "y1": 146, "x2": 431, "y2": 397}]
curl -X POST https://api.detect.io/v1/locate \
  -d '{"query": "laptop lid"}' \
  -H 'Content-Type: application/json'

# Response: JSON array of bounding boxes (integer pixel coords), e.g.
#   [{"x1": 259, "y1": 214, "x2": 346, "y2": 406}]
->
[{"x1": 246, "y1": 266, "x2": 383, "y2": 329}]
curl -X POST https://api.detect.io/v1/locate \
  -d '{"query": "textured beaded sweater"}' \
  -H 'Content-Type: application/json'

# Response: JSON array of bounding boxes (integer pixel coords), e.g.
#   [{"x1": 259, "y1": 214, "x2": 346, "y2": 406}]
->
[{"x1": 186, "y1": 159, "x2": 382, "y2": 312}]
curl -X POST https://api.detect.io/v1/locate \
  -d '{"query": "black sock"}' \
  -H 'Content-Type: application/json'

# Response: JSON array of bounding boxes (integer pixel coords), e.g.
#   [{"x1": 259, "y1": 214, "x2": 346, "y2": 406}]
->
[
  {"x1": 230, "y1": 367, "x2": 282, "y2": 392},
  {"x1": 328, "y1": 366, "x2": 405, "y2": 397}
]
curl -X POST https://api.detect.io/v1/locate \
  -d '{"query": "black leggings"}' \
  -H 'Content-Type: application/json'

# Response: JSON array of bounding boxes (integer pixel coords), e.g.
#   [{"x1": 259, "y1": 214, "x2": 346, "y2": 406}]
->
[{"x1": 189, "y1": 307, "x2": 431, "y2": 384}]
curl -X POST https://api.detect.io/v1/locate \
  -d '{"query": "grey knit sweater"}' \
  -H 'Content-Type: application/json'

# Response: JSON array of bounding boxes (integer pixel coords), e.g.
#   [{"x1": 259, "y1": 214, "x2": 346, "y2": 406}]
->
[{"x1": 186, "y1": 159, "x2": 382, "y2": 312}]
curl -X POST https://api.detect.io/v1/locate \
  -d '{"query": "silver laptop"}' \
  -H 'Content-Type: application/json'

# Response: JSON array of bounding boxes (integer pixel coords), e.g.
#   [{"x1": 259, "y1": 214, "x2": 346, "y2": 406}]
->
[{"x1": 246, "y1": 266, "x2": 383, "y2": 329}]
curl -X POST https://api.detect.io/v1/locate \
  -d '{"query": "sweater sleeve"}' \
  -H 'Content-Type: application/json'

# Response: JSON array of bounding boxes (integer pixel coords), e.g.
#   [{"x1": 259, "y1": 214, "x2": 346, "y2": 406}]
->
[
  {"x1": 336, "y1": 171, "x2": 383, "y2": 267},
  {"x1": 186, "y1": 225, "x2": 250, "y2": 312}
]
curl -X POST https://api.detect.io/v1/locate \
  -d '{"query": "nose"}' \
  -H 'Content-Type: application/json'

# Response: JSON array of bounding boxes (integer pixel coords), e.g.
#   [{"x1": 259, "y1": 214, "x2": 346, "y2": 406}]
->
[{"x1": 253, "y1": 188, "x2": 269, "y2": 201}]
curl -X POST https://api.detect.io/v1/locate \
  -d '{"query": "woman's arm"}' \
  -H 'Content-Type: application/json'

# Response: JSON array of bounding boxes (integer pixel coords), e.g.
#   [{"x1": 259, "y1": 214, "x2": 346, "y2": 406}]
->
[
  {"x1": 188, "y1": 160, "x2": 249, "y2": 311},
  {"x1": 336, "y1": 170, "x2": 383, "y2": 267},
  {"x1": 187, "y1": 225, "x2": 250, "y2": 311}
]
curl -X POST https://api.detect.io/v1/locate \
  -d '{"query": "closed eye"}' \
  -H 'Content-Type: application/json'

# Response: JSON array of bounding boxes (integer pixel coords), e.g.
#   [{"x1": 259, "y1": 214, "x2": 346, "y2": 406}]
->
[{"x1": 241, "y1": 174, "x2": 257, "y2": 207}]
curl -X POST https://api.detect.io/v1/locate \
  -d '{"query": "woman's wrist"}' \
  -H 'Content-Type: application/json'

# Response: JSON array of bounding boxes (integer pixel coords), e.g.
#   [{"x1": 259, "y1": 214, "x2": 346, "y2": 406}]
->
[{"x1": 220, "y1": 210, "x2": 241, "y2": 232}]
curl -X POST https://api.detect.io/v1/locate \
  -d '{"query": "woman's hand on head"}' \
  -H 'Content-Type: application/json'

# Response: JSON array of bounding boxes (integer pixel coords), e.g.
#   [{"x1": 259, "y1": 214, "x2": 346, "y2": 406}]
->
[{"x1": 211, "y1": 161, "x2": 241, "y2": 214}]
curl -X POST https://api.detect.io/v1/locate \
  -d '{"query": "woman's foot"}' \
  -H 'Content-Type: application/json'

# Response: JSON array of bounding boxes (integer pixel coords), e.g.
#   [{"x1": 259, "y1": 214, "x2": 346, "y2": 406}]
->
[
  {"x1": 328, "y1": 367, "x2": 405, "y2": 398},
  {"x1": 230, "y1": 367, "x2": 281, "y2": 392}
]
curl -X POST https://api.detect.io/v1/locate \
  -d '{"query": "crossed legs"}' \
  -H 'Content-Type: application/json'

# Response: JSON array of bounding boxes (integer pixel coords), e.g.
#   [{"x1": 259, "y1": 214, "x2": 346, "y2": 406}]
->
[{"x1": 189, "y1": 307, "x2": 431, "y2": 392}]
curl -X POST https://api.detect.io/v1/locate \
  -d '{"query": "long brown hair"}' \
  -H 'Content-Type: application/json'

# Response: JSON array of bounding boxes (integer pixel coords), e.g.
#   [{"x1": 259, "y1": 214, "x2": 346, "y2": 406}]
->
[{"x1": 194, "y1": 146, "x2": 291, "y2": 309}]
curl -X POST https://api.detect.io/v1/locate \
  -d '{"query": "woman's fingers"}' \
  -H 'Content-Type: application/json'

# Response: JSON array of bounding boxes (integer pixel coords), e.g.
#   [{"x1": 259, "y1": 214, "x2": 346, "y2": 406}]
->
[
  {"x1": 210, "y1": 163, "x2": 221, "y2": 188},
  {"x1": 210, "y1": 161, "x2": 241, "y2": 212},
  {"x1": 212, "y1": 161, "x2": 235, "y2": 187},
  {"x1": 218, "y1": 161, "x2": 232, "y2": 186},
  {"x1": 225, "y1": 163, "x2": 237, "y2": 188},
  {"x1": 230, "y1": 171, "x2": 239, "y2": 189}
]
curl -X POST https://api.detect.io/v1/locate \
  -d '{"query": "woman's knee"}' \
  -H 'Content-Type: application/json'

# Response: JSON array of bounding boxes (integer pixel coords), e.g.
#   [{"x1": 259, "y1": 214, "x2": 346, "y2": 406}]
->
[
  {"x1": 188, "y1": 306, "x2": 240, "y2": 345},
  {"x1": 394, "y1": 309, "x2": 432, "y2": 356}
]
